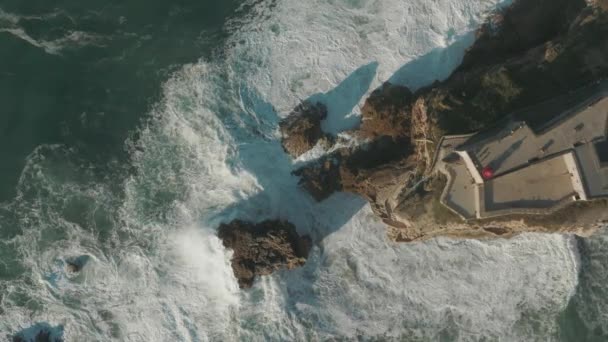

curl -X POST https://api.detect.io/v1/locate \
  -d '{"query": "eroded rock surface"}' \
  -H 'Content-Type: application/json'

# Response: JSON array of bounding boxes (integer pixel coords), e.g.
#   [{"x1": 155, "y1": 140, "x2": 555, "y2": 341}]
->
[
  {"x1": 279, "y1": 101, "x2": 330, "y2": 158},
  {"x1": 218, "y1": 220, "x2": 311, "y2": 288},
  {"x1": 358, "y1": 83, "x2": 413, "y2": 140}
]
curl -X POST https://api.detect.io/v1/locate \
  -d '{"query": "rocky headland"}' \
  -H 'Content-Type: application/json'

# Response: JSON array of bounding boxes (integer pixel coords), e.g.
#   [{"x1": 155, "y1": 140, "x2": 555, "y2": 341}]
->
[
  {"x1": 219, "y1": 0, "x2": 608, "y2": 289},
  {"x1": 217, "y1": 220, "x2": 311, "y2": 288},
  {"x1": 284, "y1": 0, "x2": 608, "y2": 242}
]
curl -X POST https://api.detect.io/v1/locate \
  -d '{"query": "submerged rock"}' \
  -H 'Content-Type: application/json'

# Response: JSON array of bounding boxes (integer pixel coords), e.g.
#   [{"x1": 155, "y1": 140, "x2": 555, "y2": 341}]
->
[
  {"x1": 65, "y1": 261, "x2": 81, "y2": 273},
  {"x1": 217, "y1": 220, "x2": 311, "y2": 288},
  {"x1": 65, "y1": 255, "x2": 90, "y2": 274},
  {"x1": 11, "y1": 323, "x2": 63, "y2": 342},
  {"x1": 279, "y1": 101, "x2": 329, "y2": 158}
]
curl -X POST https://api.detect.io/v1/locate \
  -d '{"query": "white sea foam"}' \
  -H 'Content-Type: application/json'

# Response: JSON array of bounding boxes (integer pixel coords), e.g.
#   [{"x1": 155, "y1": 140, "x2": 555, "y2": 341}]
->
[
  {"x1": 0, "y1": 7, "x2": 107, "y2": 55},
  {"x1": 0, "y1": 27, "x2": 107, "y2": 55},
  {"x1": 227, "y1": 0, "x2": 513, "y2": 132},
  {"x1": 1, "y1": 0, "x2": 582, "y2": 340}
]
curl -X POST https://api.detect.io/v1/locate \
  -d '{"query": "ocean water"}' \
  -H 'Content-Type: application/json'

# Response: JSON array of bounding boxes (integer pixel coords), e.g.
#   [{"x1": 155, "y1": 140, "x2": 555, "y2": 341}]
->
[{"x1": 0, "y1": 0, "x2": 605, "y2": 340}]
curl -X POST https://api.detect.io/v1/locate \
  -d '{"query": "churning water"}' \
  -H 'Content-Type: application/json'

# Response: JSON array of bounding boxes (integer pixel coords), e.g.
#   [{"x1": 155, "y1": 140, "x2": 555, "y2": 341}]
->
[{"x1": 0, "y1": 0, "x2": 604, "y2": 340}]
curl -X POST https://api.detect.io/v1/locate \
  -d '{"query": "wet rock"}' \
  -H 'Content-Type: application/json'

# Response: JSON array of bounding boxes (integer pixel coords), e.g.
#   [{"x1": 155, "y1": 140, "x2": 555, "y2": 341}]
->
[
  {"x1": 10, "y1": 323, "x2": 63, "y2": 342},
  {"x1": 65, "y1": 255, "x2": 90, "y2": 274},
  {"x1": 483, "y1": 227, "x2": 511, "y2": 236},
  {"x1": 217, "y1": 220, "x2": 312, "y2": 288},
  {"x1": 279, "y1": 101, "x2": 329, "y2": 158},
  {"x1": 294, "y1": 155, "x2": 343, "y2": 201},
  {"x1": 294, "y1": 135, "x2": 414, "y2": 202},
  {"x1": 65, "y1": 262, "x2": 80, "y2": 273}
]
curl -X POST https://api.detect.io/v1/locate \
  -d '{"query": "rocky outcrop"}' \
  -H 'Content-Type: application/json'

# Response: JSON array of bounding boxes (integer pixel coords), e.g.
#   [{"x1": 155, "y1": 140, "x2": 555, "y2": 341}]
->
[
  {"x1": 218, "y1": 220, "x2": 311, "y2": 288},
  {"x1": 290, "y1": 0, "x2": 608, "y2": 241},
  {"x1": 294, "y1": 82, "x2": 417, "y2": 202},
  {"x1": 279, "y1": 101, "x2": 330, "y2": 158},
  {"x1": 358, "y1": 83, "x2": 413, "y2": 139},
  {"x1": 65, "y1": 262, "x2": 81, "y2": 274},
  {"x1": 294, "y1": 82, "x2": 418, "y2": 212},
  {"x1": 65, "y1": 255, "x2": 90, "y2": 274},
  {"x1": 458, "y1": 0, "x2": 587, "y2": 72},
  {"x1": 294, "y1": 155, "x2": 343, "y2": 201}
]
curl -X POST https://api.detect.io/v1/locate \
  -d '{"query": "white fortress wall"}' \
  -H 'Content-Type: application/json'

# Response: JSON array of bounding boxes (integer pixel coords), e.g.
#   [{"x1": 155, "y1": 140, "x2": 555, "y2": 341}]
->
[
  {"x1": 563, "y1": 151, "x2": 589, "y2": 201},
  {"x1": 456, "y1": 151, "x2": 484, "y2": 184}
]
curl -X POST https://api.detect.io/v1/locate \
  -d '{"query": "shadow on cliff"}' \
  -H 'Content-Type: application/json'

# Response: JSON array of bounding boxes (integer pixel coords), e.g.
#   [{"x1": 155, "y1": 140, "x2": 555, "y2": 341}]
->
[
  {"x1": 387, "y1": 33, "x2": 477, "y2": 91},
  {"x1": 208, "y1": 26, "x2": 498, "y2": 299},
  {"x1": 387, "y1": 0, "x2": 513, "y2": 91},
  {"x1": 307, "y1": 61, "x2": 379, "y2": 135}
]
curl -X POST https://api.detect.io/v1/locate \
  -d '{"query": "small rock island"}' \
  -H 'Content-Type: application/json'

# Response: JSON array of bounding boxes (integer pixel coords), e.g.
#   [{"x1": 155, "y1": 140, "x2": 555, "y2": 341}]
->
[{"x1": 217, "y1": 220, "x2": 311, "y2": 288}]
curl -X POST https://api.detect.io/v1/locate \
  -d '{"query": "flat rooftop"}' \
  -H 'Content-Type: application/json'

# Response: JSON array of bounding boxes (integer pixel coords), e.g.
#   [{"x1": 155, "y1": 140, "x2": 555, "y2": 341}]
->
[
  {"x1": 482, "y1": 154, "x2": 577, "y2": 215},
  {"x1": 437, "y1": 85, "x2": 608, "y2": 220},
  {"x1": 443, "y1": 162, "x2": 477, "y2": 219}
]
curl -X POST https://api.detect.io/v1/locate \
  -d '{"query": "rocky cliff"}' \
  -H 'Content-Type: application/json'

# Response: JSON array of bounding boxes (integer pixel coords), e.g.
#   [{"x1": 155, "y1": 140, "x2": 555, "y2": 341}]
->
[
  {"x1": 218, "y1": 220, "x2": 311, "y2": 288},
  {"x1": 286, "y1": 0, "x2": 608, "y2": 241}
]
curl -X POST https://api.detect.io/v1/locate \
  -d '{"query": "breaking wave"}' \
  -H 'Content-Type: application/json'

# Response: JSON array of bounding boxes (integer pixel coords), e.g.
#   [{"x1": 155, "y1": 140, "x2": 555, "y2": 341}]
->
[
  {"x1": 0, "y1": 8, "x2": 107, "y2": 55},
  {"x1": 1, "y1": 0, "x2": 586, "y2": 340}
]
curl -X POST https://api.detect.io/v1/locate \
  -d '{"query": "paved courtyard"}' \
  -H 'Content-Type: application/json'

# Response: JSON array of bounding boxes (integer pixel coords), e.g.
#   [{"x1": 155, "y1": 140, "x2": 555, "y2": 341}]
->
[
  {"x1": 436, "y1": 85, "x2": 608, "y2": 220},
  {"x1": 482, "y1": 155, "x2": 576, "y2": 213},
  {"x1": 444, "y1": 162, "x2": 477, "y2": 219},
  {"x1": 469, "y1": 96, "x2": 608, "y2": 176}
]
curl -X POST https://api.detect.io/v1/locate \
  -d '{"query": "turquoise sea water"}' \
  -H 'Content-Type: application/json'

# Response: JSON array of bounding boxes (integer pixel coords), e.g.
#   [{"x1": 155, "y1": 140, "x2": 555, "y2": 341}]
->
[{"x1": 1, "y1": 0, "x2": 607, "y2": 340}]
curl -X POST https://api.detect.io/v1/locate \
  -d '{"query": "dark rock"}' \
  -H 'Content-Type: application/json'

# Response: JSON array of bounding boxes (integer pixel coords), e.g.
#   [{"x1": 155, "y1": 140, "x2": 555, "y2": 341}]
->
[
  {"x1": 458, "y1": 0, "x2": 587, "y2": 72},
  {"x1": 294, "y1": 155, "x2": 343, "y2": 201},
  {"x1": 65, "y1": 255, "x2": 90, "y2": 274},
  {"x1": 483, "y1": 227, "x2": 511, "y2": 236},
  {"x1": 294, "y1": 135, "x2": 414, "y2": 202},
  {"x1": 279, "y1": 101, "x2": 329, "y2": 158},
  {"x1": 217, "y1": 220, "x2": 312, "y2": 288},
  {"x1": 65, "y1": 262, "x2": 80, "y2": 273}
]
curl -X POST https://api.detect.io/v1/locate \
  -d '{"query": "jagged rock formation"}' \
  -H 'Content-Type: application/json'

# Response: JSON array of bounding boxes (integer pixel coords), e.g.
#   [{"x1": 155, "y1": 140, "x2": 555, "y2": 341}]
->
[
  {"x1": 279, "y1": 101, "x2": 330, "y2": 158},
  {"x1": 358, "y1": 83, "x2": 413, "y2": 139},
  {"x1": 218, "y1": 220, "x2": 311, "y2": 288},
  {"x1": 288, "y1": 0, "x2": 608, "y2": 241},
  {"x1": 294, "y1": 83, "x2": 417, "y2": 202}
]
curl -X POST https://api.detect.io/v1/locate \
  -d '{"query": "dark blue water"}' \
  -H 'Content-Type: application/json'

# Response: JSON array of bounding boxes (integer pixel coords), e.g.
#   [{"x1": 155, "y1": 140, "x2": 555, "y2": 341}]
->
[
  {"x1": 0, "y1": 0, "x2": 245, "y2": 202},
  {"x1": 0, "y1": 1, "x2": 247, "y2": 339}
]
